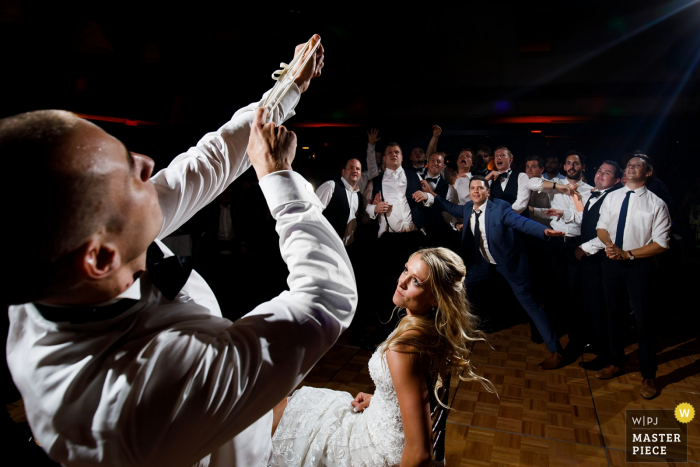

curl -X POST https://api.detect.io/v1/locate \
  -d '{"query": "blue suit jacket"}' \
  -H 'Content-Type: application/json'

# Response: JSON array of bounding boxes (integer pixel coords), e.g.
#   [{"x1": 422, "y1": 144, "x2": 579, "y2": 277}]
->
[{"x1": 436, "y1": 196, "x2": 547, "y2": 284}]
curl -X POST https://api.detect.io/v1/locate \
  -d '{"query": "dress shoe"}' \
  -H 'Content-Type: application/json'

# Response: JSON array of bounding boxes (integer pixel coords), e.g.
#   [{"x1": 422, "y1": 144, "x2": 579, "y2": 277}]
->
[
  {"x1": 538, "y1": 351, "x2": 565, "y2": 370},
  {"x1": 594, "y1": 365, "x2": 623, "y2": 380},
  {"x1": 579, "y1": 356, "x2": 608, "y2": 371},
  {"x1": 640, "y1": 378, "x2": 658, "y2": 399}
]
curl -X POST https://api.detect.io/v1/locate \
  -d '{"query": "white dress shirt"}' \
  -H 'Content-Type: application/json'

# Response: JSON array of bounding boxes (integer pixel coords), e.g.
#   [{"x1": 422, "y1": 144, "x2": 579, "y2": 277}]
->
[
  {"x1": 7, "y1": 86, "x2": 357, "y2": 467},
  {"x1": 470, "y1": 200, "x2": 497, "y2": 264},
  {"x1": 447, "y1": 173, "x2": 473, "y2": 205},
  {"x1": 496, "y1": 170, "x2": 531, "y2": 214},
  {"x1": 583, "y1": 185, "x2": 671, "y2": 255},
  {"x1": 315, "y1": 177, "x2": 360, "y2": 246},
  {"x1": 365, "y1": 167, "x2": 418, "y2": 237},
  {"x1": 218, "y1": 204, "x2": 235, "y2": 240},
  {"x1": 549, "y1": 179, "x2": 592, "y2": 237},
  {"x1": 528, "y1": 189, "x2": 553, "y2": 227}
]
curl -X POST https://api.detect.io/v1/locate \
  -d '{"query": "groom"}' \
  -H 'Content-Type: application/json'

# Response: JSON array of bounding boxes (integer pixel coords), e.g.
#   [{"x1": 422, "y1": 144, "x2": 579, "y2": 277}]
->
[
  {"x1": 3, "y1": 36, "x2": 357, "y2": 467},
  {"x1": 423, "y1": 175, "x2": 567, "y2": 369}
]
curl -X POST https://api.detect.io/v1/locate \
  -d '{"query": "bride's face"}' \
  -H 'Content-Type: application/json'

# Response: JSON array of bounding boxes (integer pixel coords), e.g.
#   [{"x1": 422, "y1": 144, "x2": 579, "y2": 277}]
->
[{"x1": 393, "y1": 255, "x2": 437, "y2": 315}]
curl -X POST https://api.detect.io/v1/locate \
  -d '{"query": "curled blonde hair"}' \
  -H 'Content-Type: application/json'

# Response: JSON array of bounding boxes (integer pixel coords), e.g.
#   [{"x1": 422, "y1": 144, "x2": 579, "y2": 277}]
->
[{"x1": 379, "y1": 248, "x2": 496, "y2": 404}]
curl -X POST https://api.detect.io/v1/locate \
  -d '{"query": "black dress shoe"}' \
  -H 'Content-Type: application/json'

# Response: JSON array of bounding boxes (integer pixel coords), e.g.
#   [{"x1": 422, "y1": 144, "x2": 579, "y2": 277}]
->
[{"x1": 579, "y1": 356, "x2": 609, "y2": 371}]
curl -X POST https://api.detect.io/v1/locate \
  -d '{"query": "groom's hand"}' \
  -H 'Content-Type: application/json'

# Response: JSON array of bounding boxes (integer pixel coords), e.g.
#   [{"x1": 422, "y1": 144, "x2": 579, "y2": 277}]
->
[
  {"x1": 293, "y1": 34, "x2": 325, "y2": 93},
  {"x1": 248, "y1": 107, "x2": 297, "y2": 179},
  {"x1": 351, "y1": 392, "x2": 373, "y2": 412}
]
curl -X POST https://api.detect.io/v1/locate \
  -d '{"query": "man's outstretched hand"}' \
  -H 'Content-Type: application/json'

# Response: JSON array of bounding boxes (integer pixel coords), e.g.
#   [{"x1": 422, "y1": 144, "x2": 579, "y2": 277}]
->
[
  {"x1": 247, "y1": 107, "x2": 297, "y2": 180},
  {"x1": 293, "y1": 34, "x2": 325, "y2": 93},
  {"x1": 544, "y1": 229, "x2": 565, "y2": 237}
]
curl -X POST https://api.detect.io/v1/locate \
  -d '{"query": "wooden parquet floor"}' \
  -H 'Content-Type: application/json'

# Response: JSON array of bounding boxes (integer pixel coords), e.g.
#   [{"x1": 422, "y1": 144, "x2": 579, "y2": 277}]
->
[{"x1": 304, "y1": 324, "x2": 700, "y2": 466}]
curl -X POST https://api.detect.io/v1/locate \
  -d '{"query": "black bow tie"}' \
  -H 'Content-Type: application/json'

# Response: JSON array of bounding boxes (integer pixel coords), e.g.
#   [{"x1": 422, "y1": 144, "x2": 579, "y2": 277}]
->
[
  {"x1": 425, "y1": 177, "x2": 439, "y2": 184},
  {"x1": 34, "y1": 243, "x2": 193, "y2": 324},
  {"x1": 498, "y1": 171, "x2": 510, "y2": 181},
  {"x1": 590, "y1": 191, "x2": 602, "y2": 198},
  {"x1": 146, "y1": 242, "x2": 194, "y2": 301}
]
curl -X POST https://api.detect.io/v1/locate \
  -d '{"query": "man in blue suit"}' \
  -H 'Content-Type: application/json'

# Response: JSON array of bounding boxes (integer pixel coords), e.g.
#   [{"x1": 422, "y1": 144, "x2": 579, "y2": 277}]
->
[{"x1": 425, "y1": 175, "x2": 567, "y2": 369}]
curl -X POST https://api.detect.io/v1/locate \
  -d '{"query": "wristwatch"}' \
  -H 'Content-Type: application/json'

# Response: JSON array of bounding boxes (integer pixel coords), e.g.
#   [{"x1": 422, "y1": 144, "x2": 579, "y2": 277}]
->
[{"x1": 627, "y1": 251, "x2": 635, "y2": 260}]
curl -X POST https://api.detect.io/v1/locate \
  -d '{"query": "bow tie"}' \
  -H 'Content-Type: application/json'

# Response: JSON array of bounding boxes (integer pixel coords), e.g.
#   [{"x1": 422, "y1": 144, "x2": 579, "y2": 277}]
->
[
  {"x1": 146, "y1": 242, "x2": 194, "y2": 301},
  {"x1": 498, "y1": 171, "x2": 510, "y2": 181},
  {"x1": 34, "y1": 243, "x2": 193, "y2": 324},
  {"x1": 590, "y1": 191, "x2": 602, "y2": 199},
  {"x1": 425, "y1": 177, "x2": 439, "y2": 184}
]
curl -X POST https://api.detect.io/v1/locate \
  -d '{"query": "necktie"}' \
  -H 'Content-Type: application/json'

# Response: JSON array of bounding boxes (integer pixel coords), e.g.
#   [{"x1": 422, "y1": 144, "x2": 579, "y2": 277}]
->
[
  {"x1": 614, "y1": 190, "x2": 634, "y2": 248},
  {"x1": 590, "y1": 191, "x2": 602, "y2": 199},
  {"x1": 473, "y1": 210, "x2": 482, "y2": 265},
  {"x1": 425, "y1": 177, "x2": 438, "y2": 184},
  {"x1": 146, "y1": 242, "x2": 194, "y2": 300},
  {"x1": 571, "y1": 184, "x2": 584, "y2": 212}
]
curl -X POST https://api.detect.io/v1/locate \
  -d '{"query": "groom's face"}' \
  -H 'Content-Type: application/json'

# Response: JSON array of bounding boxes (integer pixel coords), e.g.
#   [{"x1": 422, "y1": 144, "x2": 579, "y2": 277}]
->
[{"x1": 470, "y1": 180, "x2": 490, "y2": 205}]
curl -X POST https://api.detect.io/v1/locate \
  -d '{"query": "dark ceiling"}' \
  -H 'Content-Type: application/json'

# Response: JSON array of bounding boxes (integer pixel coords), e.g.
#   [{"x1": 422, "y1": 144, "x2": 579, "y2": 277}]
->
[{"x1": 2, "y1": 0, "x2": 699, "y2": 174}]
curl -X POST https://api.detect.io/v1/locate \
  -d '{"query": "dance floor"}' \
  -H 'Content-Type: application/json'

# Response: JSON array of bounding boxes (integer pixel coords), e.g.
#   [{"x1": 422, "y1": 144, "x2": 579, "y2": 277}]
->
[{"x1": 303, "y1": 324, "x2": 700, "y2": 467}]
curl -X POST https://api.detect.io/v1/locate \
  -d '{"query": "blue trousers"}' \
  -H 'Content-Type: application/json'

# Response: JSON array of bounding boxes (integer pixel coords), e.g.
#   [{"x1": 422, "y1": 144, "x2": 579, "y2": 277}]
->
[{"x1": 466, "y1": 261, "x2": 562, "y2": 352}]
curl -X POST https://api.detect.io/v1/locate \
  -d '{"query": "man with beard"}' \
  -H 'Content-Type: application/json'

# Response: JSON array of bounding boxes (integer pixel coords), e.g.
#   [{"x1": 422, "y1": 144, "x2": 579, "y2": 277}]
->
[
  {"x1": 535, "y1": 151, "x2": 592, "y2": 350},
  {"x1": 543, "y1": 155, "x2": 565, "y2": 181},
  {"x1": 574, "y1": 161, "x2": 623, "y2": 370}
]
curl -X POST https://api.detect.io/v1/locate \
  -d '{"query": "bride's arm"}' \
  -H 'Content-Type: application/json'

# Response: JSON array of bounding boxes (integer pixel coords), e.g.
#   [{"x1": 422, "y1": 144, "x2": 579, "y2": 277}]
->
[{"x1": 387, "y1": 348, "x2": 433, "y2": 467}]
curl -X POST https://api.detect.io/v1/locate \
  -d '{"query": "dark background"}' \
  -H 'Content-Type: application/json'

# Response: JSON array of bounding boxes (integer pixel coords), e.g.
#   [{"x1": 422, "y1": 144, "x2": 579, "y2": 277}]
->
[{"x1": 1, "y1": 0, "x2": 699, "y2": 197}]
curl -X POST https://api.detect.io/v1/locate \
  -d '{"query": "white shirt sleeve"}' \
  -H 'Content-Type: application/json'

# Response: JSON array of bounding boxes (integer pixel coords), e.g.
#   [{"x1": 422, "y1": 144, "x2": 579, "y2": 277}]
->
[
  {"x1": 596, "y1": 195, "x2": 612, "y2": 232},
  {"x1": 366, "y1": 143, "x2": 379, "y2": 180},
  {"x1": 512, "y1": 173, "x2": 532, "y2": 214},
  {"x1": 153, "y1": 85, "x2": 301, "y2": 240},
  {"x1": 314, "y1": 180, "x2": 335, "y2": 210},
  {"x1": 581, "y1": 237, "x2": 606, "y2": 255},
  {"x1": 527, "y1": 177, "x2": 546, "y2": 192},
  {"x1": 651, "y1": 201, "x2": 672, "y2": 249},
  {"x1": 131, "y1": 171, "x2": 357, "y2": 466},
  {"x1": 424, "y1": 192, "x2": 435, "y2": 207}
]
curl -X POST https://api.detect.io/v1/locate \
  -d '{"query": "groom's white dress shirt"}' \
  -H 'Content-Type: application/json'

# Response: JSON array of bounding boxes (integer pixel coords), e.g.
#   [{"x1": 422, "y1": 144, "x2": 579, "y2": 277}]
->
[{"x1": 7, "y1": 85, "x2": 357, "y2": 467}]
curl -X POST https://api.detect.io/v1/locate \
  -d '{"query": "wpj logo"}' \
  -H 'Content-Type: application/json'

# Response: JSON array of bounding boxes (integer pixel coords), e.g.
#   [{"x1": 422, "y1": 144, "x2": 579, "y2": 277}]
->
[{"x1": 625, "y1": 408, "x2": 689, "y2": 462}]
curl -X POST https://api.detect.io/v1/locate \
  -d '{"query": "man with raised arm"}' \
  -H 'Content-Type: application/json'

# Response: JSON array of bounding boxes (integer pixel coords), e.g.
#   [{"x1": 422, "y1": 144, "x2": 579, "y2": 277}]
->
[
  {"x1": 406, "y1": 125, "x2": 442, "y2": 177},
  {"x1": 3, "y1": 36, "x2": 358, "y2": 467}
]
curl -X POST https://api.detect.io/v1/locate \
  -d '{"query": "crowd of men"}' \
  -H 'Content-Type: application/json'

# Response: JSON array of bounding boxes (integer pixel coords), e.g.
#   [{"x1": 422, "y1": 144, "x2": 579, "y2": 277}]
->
[{"x1": 308, "y1": 126, "x2": 672, "y2": 400}]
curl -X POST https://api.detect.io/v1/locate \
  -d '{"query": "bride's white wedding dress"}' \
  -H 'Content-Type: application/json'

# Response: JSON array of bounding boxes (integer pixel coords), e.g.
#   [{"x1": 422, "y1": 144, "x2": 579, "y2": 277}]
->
[{"x1": 270, "y1": 348, "x2": 404, "y2": 466}]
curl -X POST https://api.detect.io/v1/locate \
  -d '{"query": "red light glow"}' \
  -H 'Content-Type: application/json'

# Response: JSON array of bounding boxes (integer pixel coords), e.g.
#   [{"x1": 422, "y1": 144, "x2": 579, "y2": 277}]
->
[
  {"x1": 75, "y1": 113, "x2": 160, "y2": 126},
  {"x1": 487, "y1": 116, "x2": 594, "y2": 124}
]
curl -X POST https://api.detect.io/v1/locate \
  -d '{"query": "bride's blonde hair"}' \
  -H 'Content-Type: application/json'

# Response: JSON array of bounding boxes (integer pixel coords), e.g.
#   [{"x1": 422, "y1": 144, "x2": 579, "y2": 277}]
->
[{"x1": 379, "y1": 247, "x2": 495, "y2": 403}]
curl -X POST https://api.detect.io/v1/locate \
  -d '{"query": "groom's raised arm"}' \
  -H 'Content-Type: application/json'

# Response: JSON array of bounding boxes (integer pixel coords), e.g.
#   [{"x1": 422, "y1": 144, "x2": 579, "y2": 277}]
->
[{"x1": 123, "y1": 107, "x2": 356, "y2": 467}]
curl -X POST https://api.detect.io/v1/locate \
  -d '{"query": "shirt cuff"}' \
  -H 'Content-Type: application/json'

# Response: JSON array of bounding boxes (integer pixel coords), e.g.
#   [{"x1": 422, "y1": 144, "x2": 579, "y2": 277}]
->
[
  {"x1": 276, "y1": 84, "x2": 300, "y2": 124},
  {"x1": 366, "y1": 204, "x2": 377, "y2": 219},
  {"x1": 259, "y1": 170, "x2": 323, "y2": 218},
  {"x1": 561, "y1": 209, "x2": 573, "y2": 222},
  {"x1": 424, "y1": 192, "x2": 434, "y2": 207},
  {"x1": 580, "y1": 239, "x2": 604, "y2": 255}
]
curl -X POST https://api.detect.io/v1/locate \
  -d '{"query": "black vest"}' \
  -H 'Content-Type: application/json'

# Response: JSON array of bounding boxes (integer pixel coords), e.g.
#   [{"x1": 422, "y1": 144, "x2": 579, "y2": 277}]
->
[
  {"x1": 322, "y1": 178, "x2": 362, "y2": 240},
  {"x1": 490, "y1": 171, "x2": 529, "y2": 218},
  {"x1": 372, "y1": 170, "x2": 425, "y2": 229},
  {"x1": 581, "y1": 185, "x2": 622, "y2": 243}
]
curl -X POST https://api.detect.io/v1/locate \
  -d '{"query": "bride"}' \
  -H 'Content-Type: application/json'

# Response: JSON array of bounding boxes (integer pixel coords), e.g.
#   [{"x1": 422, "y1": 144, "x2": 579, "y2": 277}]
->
[{"x1": 269, "y1": 247, "x2": 495, "y2": 467}]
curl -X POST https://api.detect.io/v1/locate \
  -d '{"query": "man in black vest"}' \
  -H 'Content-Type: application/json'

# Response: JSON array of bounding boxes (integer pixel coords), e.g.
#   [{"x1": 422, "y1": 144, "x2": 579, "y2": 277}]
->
[
  {"x1": 574, "y1": 161, "x2": 622, "y2": 369},
  {"x1": 316, "y1": 158, "x2": 364, "y2": 247},
  {"x1": 489, "y1": 146, "x2": 531, "y2": 215},
  {"x1": 316, "y1": 157, "x2": 367, "y2": 345}
]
